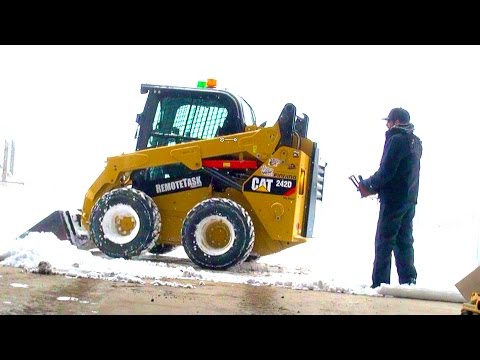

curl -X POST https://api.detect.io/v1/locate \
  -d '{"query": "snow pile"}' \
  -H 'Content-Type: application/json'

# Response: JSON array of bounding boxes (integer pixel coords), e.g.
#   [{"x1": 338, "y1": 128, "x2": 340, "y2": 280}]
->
[{"x1": 378, "y1": 284, "x2": 464, "y2": 303}]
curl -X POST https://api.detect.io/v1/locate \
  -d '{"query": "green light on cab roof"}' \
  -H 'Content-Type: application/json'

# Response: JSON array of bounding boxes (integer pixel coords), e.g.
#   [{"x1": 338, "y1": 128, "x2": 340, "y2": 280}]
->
[{"x1": 197, "y1": 80, "x2": 207, "y2": 88}]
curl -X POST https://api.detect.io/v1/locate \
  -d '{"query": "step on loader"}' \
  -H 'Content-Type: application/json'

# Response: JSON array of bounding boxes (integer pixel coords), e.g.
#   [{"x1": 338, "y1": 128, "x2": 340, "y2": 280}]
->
[{"x1": 20, "y1": 79, "x2": 327, "y2": 270}]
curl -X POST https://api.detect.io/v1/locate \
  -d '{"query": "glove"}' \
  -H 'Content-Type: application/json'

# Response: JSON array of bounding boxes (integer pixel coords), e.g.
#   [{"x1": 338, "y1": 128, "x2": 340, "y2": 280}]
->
[{"x1": 358, "y1": 176, "x2": 377, "y2": 198}]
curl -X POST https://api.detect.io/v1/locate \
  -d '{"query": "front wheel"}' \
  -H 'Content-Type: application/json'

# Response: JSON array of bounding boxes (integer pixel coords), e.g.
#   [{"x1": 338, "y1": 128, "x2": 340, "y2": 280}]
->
[
  {"x1": 89, "y1": 187, "x2": 161, "y2": 258},
  {"x1": 182, "y1": 198, "x2": 255, "y2": 270}
]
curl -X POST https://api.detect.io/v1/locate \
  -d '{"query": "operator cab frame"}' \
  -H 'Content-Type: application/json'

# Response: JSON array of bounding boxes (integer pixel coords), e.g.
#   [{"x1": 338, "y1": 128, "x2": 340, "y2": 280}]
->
[{"x1": 135, "y1": 83, "x2": 256, "y2": 151}]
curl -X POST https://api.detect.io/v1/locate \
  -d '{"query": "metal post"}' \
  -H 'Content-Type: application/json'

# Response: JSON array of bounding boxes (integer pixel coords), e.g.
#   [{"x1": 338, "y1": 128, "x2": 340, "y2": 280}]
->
[
  {"x1": 2, "y1": 140, "x2": 8, "y2": 182},
  {"x1": 9, "y1": 140, "x2": 15, "y2": 175}
]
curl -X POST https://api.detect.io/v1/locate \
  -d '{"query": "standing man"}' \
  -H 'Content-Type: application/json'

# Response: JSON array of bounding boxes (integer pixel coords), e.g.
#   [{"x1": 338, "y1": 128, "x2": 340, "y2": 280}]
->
[{"x1": 359, "y1": 108, "x2": 423, "y2": 288}]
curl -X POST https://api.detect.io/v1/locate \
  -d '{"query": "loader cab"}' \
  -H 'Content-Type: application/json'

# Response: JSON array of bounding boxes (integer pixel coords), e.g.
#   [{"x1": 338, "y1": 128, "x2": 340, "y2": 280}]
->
[
  {"x1": 132, "y1": 83, "x2": 256, "y2": 191},
  {"x1": 135, "y1": 84, "x2": 255, "y2": 151}
]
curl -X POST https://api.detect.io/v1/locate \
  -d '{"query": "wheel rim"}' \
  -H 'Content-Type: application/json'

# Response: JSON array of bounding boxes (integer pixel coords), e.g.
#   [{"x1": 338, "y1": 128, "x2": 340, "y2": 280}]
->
[
  {"x1": 195, "y1": 215, "x2": 235, "y2": 256},
  {"x1": 115, "y1": 214, "x2": 137, "y2": 235},
  {"x1": 101, "y1": 204, "x2": 140, "y2": 245}
]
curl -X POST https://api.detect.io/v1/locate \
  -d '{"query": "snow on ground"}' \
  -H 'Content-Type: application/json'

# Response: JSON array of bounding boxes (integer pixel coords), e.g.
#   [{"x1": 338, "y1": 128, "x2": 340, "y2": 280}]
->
[
  {"x1": 0, "y1": 233, "x2": 380, "y2": 296},
  {"x1": 0, "y1": 225, "x2": 465, "y2": 303},
  {"x1": 0, "y1": 182, "x2": 471, "y2": 304}
]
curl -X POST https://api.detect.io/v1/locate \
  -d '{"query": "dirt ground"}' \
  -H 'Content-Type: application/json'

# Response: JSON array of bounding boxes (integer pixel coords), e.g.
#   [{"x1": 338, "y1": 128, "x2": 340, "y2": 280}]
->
[{"x1": 0, "y1": 265, "x2": 462, "y2": 315}]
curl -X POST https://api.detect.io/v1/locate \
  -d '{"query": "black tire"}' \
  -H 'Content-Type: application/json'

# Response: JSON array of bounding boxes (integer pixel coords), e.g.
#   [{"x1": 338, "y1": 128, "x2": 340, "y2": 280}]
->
[
  {"x1": 149, "y1": 243, "x2": 177, "y2": 255},
  {"x1": 89, "y1": 187, "x2": 160, "y2": 258},
  {"x1": 182, "y1": 198, "x2": 254, "y2": 270}
]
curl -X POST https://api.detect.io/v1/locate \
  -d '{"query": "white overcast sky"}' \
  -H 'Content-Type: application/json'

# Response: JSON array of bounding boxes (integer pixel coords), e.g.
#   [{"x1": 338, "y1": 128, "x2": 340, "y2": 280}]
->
[{"x1": 0, "y1": 45, "x2": 479, "y2": 302}]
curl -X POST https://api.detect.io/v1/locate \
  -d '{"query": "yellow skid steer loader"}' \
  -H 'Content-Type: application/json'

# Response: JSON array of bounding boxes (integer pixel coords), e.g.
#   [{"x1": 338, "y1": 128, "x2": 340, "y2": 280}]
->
[{"x1": 21, "y1": 79, "x2": 326, "y2": 270}]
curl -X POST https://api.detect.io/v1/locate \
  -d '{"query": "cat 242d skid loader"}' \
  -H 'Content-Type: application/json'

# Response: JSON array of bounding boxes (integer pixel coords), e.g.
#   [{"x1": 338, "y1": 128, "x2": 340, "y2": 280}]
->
[{"x1": 22, "y1": 79, "x2": 326, "y2": 270}]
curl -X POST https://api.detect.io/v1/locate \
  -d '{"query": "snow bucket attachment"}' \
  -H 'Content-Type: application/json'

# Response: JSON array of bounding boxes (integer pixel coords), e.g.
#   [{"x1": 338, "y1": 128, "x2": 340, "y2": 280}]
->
[{"x1": 18, "y1": 210, "x2": 95, "y2": 250}]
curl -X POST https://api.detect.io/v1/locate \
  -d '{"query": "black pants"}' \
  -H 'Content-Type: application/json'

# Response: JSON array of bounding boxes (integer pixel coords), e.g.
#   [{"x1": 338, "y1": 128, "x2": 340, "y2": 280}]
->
[{"x1": 372, "y1": 202, "x2": 417, "y2": 287}]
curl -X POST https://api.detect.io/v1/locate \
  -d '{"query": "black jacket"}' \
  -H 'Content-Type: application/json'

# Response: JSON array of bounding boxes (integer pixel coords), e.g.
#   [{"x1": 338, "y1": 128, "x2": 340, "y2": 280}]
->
[{"x1": 365, "y1": 123, "x2": 422, "y2": 205}]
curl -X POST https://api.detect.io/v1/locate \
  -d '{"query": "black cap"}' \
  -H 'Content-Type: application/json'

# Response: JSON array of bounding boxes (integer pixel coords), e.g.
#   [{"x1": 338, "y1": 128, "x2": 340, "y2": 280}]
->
[{"x1": 382, "y1": 108, "x2": 410, "y2": 123}]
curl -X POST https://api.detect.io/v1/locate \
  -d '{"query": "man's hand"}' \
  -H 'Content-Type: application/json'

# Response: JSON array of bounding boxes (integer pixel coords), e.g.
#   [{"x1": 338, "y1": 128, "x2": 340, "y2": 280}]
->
[{"x1": 358, "y1": 176, "x2": 377, "y2": 198}]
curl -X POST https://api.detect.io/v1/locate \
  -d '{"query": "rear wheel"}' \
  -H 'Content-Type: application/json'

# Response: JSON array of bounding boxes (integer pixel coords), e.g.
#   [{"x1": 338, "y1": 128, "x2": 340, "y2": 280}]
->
[
  {"x1": 89, "y1": 188, "x2": 160, "y2": 258},
  {"x1": 182, "y1": 198, "x2": 254, "y2": 270}
]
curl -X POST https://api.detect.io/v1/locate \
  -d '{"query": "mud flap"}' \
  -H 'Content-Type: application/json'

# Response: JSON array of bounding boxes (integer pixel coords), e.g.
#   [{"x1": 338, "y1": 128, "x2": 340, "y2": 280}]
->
[{"x1": 18, "y1": 210, "x2": 96, "y2": 250}]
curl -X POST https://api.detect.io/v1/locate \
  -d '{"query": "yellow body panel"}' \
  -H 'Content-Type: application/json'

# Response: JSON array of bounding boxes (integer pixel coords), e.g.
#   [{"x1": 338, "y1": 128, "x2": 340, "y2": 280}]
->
[
  {"x1": 242, "y1": 147, "x2": 310, "y2": 243},
  {"x1": 153, "y1": 186, "x2": 212, "y2": 245}
]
